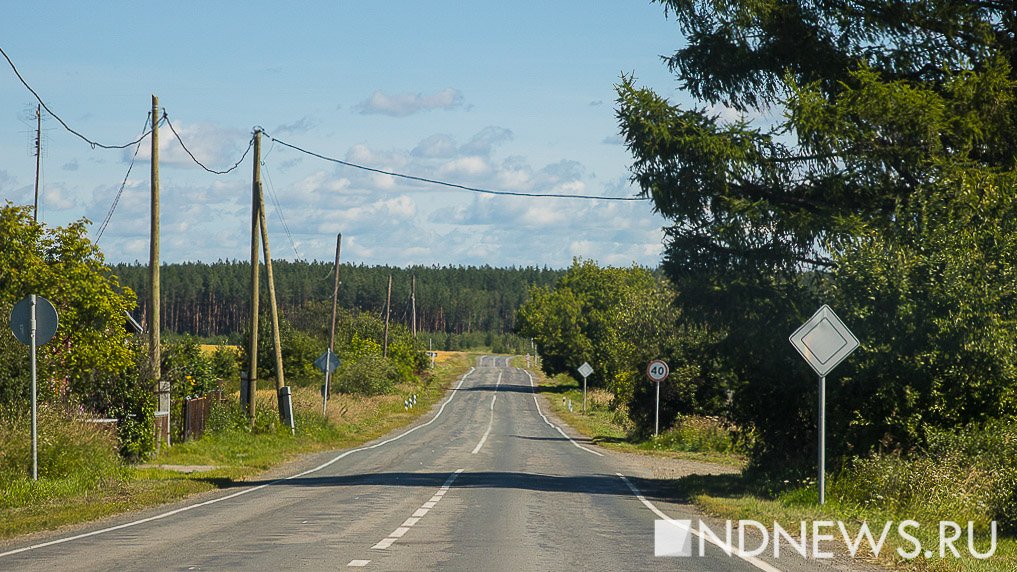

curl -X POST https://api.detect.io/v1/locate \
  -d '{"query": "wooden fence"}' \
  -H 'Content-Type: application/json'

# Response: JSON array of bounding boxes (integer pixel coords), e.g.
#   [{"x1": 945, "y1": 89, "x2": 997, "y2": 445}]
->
[{"x1": 183, "y1": 390, "x2": 223, "y2": 441}]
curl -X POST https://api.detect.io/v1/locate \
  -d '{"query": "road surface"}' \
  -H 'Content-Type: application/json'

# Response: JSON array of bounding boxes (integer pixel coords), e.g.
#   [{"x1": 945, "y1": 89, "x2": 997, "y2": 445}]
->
[{"x1": 0, "y1": 357, "x2": 873, "y2": 571}]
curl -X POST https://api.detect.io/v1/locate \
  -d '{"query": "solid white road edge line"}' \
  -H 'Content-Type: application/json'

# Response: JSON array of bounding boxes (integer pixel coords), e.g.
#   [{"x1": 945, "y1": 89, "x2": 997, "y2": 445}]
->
[
  {"x1": 520, "y1": 368, "x2": 604, "y2": 457},
  {"x1": 0, "y1": 369, "x2": 478, "y2": 560},
  {"x1": 616, "y1": 473, "x2": 783, "y2": 572}
]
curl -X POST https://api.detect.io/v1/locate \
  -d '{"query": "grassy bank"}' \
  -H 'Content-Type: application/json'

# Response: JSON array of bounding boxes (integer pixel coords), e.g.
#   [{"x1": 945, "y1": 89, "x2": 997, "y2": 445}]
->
[
  {"x1": 530, "y1": 366, "x2": 1015, "y2": 571},
  {"x1": 0, "y1": 352, "x2": 471, "y2": 541},
  {"x1": 533, "y1": 369, "x2": 745, "y2": 467}
]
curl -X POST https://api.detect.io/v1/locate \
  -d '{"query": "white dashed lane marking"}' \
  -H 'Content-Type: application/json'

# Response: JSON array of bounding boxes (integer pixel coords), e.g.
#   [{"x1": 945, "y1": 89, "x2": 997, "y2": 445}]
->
[
  {"x1": 471, "y1": 371, "x2": 502, "y2": 454},
  {"x1": 370, "y1": 469, "x2": 464, "y2": 551}
]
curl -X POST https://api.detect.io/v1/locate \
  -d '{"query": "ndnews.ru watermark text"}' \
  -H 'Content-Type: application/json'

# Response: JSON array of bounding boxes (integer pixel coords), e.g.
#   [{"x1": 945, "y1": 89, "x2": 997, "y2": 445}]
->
[{"x1": 655, "y1": 519, "x2": 998, "y2": 560}]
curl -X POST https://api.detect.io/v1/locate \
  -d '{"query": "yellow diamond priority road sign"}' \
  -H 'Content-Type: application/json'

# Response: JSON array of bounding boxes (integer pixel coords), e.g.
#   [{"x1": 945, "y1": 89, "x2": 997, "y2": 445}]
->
[{"x1": 789, "y1": 305, "x2": 858, "y2": 377}]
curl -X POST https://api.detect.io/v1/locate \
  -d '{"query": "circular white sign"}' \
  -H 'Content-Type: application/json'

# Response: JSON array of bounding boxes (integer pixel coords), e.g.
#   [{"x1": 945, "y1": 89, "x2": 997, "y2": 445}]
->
[{"x1": 646, "y1": 359, "x2": 669, "y2": 383}]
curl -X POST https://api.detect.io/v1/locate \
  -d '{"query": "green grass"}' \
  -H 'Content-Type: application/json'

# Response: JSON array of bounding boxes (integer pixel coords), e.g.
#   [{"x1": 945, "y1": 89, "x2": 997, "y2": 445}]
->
[
  {"x1": 532, "y1": 368, "x2": 745, "y2": 467},
  {"x1": 0, "y1": 352, "x2": 473, "y2": 540},
  {"x1": 681, "y1": 473, "x2": 1015, "y2": 571}
]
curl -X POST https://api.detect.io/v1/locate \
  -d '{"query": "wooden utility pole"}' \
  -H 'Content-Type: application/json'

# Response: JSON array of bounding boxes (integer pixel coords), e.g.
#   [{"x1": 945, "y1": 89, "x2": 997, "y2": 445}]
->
[
  {"x1": 411, "y1": 275, "x2": 417, "y2": 338},
  {"x1": 323, "y1": 233, "x2": 341, "y2": 415},
  {"x1": 256, "y1": 175, "x2": 285, "y2": 392},
  {"x1": 150, "y1": 95, "x2": 167, "y2": 445},
  {"x1": 383, "y1": 274, "x2": 392, "y2": 358},
  {"x1": 246, "y1": 130, "x2": 261, "y2": 422},
  {"x1": 33, "y1": 105, "x2": 40, "y2": 222}
]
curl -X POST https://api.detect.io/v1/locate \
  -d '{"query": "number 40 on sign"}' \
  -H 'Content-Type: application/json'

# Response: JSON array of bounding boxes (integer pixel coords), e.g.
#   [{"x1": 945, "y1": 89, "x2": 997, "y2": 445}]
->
[{"x1": 646, "y1": 359, "x2": 669, "y2": 436}]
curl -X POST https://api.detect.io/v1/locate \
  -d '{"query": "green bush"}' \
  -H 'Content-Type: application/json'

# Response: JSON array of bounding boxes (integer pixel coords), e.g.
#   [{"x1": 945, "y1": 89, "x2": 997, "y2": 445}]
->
[
  {"x1": 205, "y1": 399, "x2": 250, "y2": 434},
  {"x1": 642, "y1": 415, "x2": 742, "y2": 454},
  {"x1": 209, "y1": 343, "x2": 240, "y2": 382},
  {"x1": 335, "y1": 354, "x2": 398, "y2": 396}
]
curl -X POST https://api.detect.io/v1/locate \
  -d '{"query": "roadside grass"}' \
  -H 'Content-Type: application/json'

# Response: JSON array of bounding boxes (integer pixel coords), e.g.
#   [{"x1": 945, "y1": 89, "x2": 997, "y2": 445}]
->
[
  {"x1": 531, "y1": 368, "x2": 745, "y2": 467},
  {"x1": 526, "y1": 365, "x2": 1015, "y2": 571},
  {"x1": 0, "y1": 352, "x2": 472, "y2": 541},
  {"x1": 685, "y1": 475, "x2": 1014, "y2": 572}
]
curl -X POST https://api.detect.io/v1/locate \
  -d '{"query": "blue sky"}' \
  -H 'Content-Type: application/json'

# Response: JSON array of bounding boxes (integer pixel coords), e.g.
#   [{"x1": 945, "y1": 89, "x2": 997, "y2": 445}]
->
[{"x1": 0, "y1": 1, "x2": 690, "y2": 267}]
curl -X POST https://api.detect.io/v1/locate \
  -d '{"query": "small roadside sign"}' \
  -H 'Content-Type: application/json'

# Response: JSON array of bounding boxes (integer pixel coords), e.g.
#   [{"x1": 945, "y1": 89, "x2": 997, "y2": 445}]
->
[
  {"x1": 577, "y1": 362, "x2": 594, "y2": 414},
  {"x1": 789, "y1": 304, "x2": 858, "y2": 377},
  {"x1": 646, "y1": 359, "x2": 669, "y2": 383},
  {"x1": 578, "y1": 362, "x2": 593, "y2": 378},
  {"x1": 646, "y1": 359, "x2": 670, "y2": 437},
  {"x1": 11, "y1": 295, "x2": 58, "y2": 346},
  {"x1": 314, "y1": 349, "x2": 340, "y2": 373},
  {"x1": 789, "y1": 304, "x2": 859, "y2": 507}
]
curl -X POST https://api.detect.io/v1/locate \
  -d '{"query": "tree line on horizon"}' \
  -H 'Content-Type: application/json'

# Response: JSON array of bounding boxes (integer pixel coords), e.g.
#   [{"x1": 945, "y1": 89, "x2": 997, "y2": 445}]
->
[{"x1": 110, "y1": 261, "x2": 565, "y2": 340}]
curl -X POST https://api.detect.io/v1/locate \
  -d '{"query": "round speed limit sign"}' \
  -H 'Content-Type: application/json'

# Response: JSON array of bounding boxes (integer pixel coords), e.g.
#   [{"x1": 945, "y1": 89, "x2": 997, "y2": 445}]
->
[{"x1": 646, "y1": 359, "x2": 669, "y2": 383}]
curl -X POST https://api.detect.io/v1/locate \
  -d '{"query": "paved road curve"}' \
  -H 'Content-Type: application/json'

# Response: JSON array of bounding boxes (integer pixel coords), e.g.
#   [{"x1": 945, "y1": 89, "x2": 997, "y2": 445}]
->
[{"x1": 0, "y1": 357, "x2": 865, "y2": 571}]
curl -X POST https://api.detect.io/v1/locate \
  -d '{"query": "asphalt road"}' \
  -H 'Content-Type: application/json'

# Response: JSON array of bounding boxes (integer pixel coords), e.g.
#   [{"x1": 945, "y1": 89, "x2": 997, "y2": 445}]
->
[{"x1": 0, "y1": 357, "x2": 873, "y2": 571}]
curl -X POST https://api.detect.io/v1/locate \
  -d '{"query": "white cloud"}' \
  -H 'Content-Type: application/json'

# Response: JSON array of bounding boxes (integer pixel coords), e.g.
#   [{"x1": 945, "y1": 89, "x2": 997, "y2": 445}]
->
[
  {"x1": 134, "y1": 120, "x2": 250, "y2": 171},
  {"x1": 459, "y1": 126, "x2": 513, "y2": 156},
  {"x1": 79, "y1": 124, "x2": 666, "y2": 268},
  {"x1": 412, "y1": 134, "x2": 458, "y2": 158},
  {"x1": 355, "y1": 88, "x2": 464, "y2": 117},
  {"x1": 439, "y1": 156, "x2": 490, "y2": 178}
]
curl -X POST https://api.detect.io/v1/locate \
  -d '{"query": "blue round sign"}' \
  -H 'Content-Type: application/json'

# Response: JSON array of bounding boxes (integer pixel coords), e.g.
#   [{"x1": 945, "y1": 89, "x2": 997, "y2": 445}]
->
[{"x1": 10, "y1": 295, "x2": 59, "y2": 346}]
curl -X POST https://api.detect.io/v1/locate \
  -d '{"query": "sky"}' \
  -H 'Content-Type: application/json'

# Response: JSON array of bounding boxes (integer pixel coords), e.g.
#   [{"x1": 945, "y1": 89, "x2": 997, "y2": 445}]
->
[{"x1": 0, "y1": 1, "x2": 691, "y2": 268}]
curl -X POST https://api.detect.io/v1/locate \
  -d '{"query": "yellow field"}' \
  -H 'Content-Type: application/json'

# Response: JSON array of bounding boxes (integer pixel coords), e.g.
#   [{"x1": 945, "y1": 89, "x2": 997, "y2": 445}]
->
[{"x1": 199, "y1": 344, "x2": 239, "y2": 356}]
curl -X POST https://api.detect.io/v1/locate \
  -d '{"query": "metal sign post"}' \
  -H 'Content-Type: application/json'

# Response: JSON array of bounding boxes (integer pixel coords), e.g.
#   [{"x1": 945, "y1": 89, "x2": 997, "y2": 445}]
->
[
  {"x1": 29, "y1": 295, "x2": 37, "y2": 481},
  {"x1": 315, "y1": 349, "x2": 340, "y2": 415},
  {"x1": 578, "y1": 362, "x2": 593, "y2": 414},
  {"x1": 790, "y1": 304, "x2": 859, "y2": 505},
  {"x1": 10, "y1": 295, "x2": 59, "y2": 481},
  {"x1": 646, "y1": 359, "x2": 670, "y2": 436}
]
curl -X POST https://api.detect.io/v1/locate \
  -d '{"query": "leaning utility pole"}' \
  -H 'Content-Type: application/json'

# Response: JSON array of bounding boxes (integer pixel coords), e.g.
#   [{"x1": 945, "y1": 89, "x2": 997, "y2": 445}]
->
[
  {"x1": 323, "y1": 233, "x2": 341, "y2": 416},
  {"x1": 150, "y1": 95, "x2": 167, "y2": 446},
  {"x1": 246, "y1": 130, "x2": 261, "y2": 422},
  {"x1": 411, "y1": 275, "x2": 417, "y2": 338},
  {"x1": 383, "y1": 274, "x2": 392, "y2": 358},
  {"x1": 256, "y1": 172, "x2": 284, "y2": 392}
]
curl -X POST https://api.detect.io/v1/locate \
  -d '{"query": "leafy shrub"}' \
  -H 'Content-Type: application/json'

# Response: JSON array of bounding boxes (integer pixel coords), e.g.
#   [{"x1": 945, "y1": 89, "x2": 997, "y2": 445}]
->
[
  {"x1": 335, "y1": 354, "x2": 398, "y2": 395},
  {"x1": 209, "y1": 343, "x2": 240, "y2": 382},
  {"x1": 644, "y1": 415, "x2": 742, "y2": 454},
  {"x1": 205, "y1": 399, "x2": 250, "y2": 434}
]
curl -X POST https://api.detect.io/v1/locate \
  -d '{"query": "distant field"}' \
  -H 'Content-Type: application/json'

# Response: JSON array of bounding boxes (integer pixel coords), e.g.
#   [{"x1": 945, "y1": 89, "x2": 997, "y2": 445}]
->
[{"x1": 198, "y1": 344, "x2": 239, "y2": 356}]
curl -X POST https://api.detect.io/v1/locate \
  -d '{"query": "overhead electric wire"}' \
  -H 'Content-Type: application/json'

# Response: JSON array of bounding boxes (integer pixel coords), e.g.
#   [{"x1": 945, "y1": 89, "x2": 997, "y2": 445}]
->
[
  {"x1": 266, "y1": 134, "x2": 650, "y2": 202},
  {"x1": 5, "y1": 45, "x2": 648, "y2": 206},
  {"x1": 1, "y1": 45, "x2": 154, "y2": 150},
  {"x1": 163, "y1": 114, "x2": 253, "y2": 175},
  {"x1": 262, "y1": 158, "x2": 304, "y2": 260},
  {"x1": 96, "y1": 113, "x2": 154, "y2": 243}
]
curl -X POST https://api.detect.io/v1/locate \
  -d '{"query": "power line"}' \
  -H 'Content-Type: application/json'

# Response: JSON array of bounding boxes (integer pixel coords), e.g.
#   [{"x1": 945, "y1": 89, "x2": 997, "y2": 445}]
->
[
  {"x1": 163, "y1": 114, "x2": 253, "y2": 175},
  {"x1": 262, "y1": 158, "x2": 303, "y2": 260},
  {"x1": 1, "y1": 45, "x2": 154, "y2": 150},
  {"x1": 4, "y1": 45, "x2": 647, "y2": 203},
  {"x1": 266, "y1": 134, "x2": 650, "y2": 202},
  {"x1": 96, "y1": 113, "x2": 155, "y2": 243}
]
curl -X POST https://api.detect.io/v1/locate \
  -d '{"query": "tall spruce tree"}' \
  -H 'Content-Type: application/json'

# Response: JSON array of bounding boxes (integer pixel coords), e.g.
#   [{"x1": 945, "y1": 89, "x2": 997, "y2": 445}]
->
[{"x1": 618, "y1": 1, "x2": 1017, "y2": 473}]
